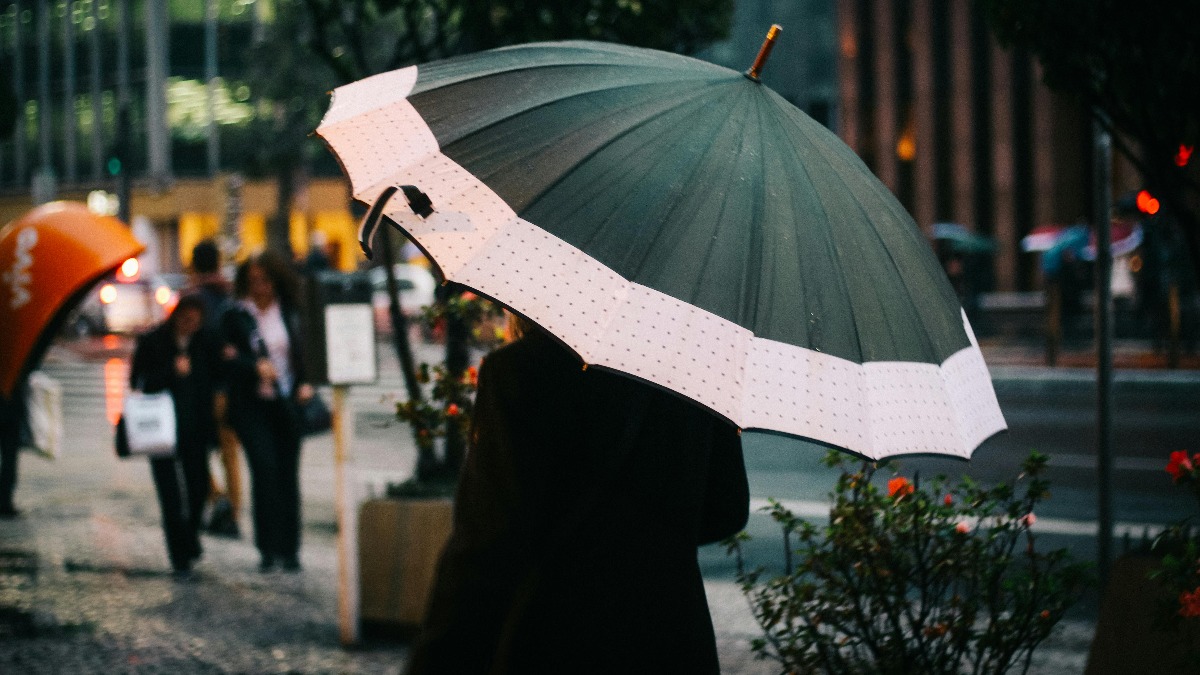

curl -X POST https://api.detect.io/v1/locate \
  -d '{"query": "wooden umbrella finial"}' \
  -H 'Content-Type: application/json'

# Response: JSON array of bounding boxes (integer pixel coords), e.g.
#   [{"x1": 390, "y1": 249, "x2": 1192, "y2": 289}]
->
[{"x1": 745, "y1": 24, "x2": 783, "y2": 82}]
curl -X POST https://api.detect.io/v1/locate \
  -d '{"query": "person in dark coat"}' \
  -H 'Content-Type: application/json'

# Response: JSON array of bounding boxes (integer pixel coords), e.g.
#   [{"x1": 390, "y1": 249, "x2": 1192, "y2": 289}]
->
[
  {"x1": 187, "y1": 238, "x2": 243, "y2": 538},
  {"x1": 220, "y1": 250, "x2": 313, "y2": 573},
  {"x1": 129, "y1": 294, "x2": 220, "y2": 577},
  {"x1": 408, "y1": 321, "x2": 750, "y2": 675}
]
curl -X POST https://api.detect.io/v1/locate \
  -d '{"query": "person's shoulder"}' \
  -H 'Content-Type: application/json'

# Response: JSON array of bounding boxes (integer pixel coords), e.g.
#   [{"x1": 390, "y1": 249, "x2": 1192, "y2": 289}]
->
[{"x1": 485, "y1": 331, "x2": 576, "y2": 374}]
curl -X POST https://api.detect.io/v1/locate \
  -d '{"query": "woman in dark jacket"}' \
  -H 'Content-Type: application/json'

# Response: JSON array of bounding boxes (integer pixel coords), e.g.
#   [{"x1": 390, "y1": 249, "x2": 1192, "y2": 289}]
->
[
  {"x1": 408, "y1": 321, "x2": 750, "y2": 674},
  {"x1": 220, "y1": 251, "x2": 313, "y2": 573},
  {"x1": 129, "y1": 294, "x2": 219, "y2": 577}
]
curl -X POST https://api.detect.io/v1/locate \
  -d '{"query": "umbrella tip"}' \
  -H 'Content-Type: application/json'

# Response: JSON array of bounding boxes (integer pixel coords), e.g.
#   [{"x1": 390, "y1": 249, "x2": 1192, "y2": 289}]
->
[{"x1": 745, "y1": 24, "x2": 782, "y2": 82}]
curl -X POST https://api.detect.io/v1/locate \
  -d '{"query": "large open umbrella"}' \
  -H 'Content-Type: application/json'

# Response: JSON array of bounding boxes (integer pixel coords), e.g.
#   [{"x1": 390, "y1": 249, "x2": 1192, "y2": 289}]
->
[
  {"x1": 317, "y1": 39, "x2": 1006, "y2": 461},
  {"x1": 0, "y1": 202, "x2": 143, "y2": 398}
]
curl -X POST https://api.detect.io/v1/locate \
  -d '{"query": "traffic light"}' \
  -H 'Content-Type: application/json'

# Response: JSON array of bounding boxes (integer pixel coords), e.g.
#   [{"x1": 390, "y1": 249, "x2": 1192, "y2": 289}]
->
[{"x1": 1136, "y1": 189, "x2": 1160, "y2": 216}]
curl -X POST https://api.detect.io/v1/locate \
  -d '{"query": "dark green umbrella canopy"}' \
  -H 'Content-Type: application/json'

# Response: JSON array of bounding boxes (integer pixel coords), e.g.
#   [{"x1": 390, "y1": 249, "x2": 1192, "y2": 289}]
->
[
  {"x1": 318, "y1": 41, "x2": 1006, "y2": 460},
  {"x1": 407, "y1": 42, "x2": 966, "y2": 366}
]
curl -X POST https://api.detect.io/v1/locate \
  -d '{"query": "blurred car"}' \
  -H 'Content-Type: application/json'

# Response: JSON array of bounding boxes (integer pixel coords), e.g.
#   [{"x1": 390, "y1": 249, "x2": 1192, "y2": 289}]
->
[
  {"x1": 370, "y1": 264, "x2": 437, "y2": 336},
  {"x1": 64, "y1": 264, "x2": 185, "y2": 337}
]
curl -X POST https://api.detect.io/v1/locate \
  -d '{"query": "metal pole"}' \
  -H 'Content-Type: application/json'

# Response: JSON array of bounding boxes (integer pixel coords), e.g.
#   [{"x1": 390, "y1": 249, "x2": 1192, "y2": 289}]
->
[
  {"x1": 35, "y1": 0, "x2": 50, "y2": 171},
  {"x1": 204, "y1": 0, "x2": 219, "y2": 176},
  {"x1": 116, "y1": 0, "x2": 131, "y2": 224},
  {"x1": 12, "y1": 4, "x2": 26, "y2": 183},
  {"x1": 1092, "y1": 115, "x2": 1114, "y2": 587},
  {"x1": 89, "y1": 0, "x2": 104, "y2": 180},
  {"x1": 144, "y1": 0, "x2": 170, "y2": 182},
  {"x1": 62, "y1": 0, "x2": 77, "y2": 184}
]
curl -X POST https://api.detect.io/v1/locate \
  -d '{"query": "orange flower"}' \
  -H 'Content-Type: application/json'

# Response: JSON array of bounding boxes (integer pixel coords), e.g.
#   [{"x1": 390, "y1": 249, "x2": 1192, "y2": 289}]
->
[
  {"x1": 465, "y1": 366, "x2": 479, "y2": 385},
  {"x1": 1019, "y1": 513, "x2": 1037, "y2": 528},
  {"x1": 1039, "y1": 610, "x2": 1051, "y2": 620},
  {"x1": 446, "y1": 403, "x2": 460, "y2": 417},
  {"x1": 955, "y1": 522, "x2": 970, "y2": 534},
  {"x1": 1166, "y1": 450, "x2": 1195, "y2": 481},
  {"x1": 887, "y1": 477, "x2": 914, "y2": 498},
  {"x1": 1179, "y1": 588, "x2": 1200, "y2": 618}
]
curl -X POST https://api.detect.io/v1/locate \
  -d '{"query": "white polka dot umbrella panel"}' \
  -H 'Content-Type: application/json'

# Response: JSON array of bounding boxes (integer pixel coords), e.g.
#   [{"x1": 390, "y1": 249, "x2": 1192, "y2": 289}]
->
[{"x1": 316, "y1": 41, "x2": 1007, "y2": 461}]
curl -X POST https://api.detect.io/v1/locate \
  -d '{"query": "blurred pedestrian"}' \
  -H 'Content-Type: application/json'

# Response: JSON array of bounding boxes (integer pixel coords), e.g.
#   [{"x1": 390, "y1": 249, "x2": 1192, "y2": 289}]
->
[
  {"x1": 129, "y1": 294, "x2": 220, "y2": 578},
  {"x1": 187, "y1": 239, "x2": 242, "y2": 538},
  {"x1": 220, "y1": 251, "x2": 313, "y2": 573},
  {"x1": 301, "y1": 230, "x2": 333, "y2": 276},
  {"x1": 408, "y1": 317, "x2": 750, "y2": 674},
  {"x1": 0, "y1": 384, "x2": 26, "y2": 518}
]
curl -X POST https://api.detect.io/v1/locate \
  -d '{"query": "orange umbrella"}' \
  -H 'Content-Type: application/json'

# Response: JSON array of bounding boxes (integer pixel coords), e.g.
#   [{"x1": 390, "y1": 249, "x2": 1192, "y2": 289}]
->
[{"x1": 0, "y1": 202, "x2": 144, "y2": 399}]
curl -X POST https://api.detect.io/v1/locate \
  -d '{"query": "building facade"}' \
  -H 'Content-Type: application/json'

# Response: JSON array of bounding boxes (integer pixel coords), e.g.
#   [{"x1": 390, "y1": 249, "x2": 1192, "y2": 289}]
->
[
  {"x1": 0, "y1": 0, "x2": 358, "y2": 274},
  {"x1": 835, "y1": 0, "x2": 1139, "y2": 293}
]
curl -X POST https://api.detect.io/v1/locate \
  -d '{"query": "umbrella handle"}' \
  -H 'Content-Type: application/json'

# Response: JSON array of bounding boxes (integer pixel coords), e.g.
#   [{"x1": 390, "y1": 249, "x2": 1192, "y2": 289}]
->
[
  {"x1": 745, "y1": 24, "x2": 782, "y2": 82},
  {"x1": 356, "y1": 185, "x2": 435, "y2": 259}
]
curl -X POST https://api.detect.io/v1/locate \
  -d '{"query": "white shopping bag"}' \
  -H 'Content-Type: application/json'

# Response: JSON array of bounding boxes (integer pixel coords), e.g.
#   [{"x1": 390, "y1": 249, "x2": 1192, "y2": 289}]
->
[
  {"x1": 24, "y1": 371, "x2": 64, "y2": 459},
  {"x1": 120, "y1": 391, "x2": 176, "y2": 457}
]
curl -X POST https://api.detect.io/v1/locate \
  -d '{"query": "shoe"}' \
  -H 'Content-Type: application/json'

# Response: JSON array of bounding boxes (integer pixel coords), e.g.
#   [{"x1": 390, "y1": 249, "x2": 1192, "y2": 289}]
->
[
  {"x1": 172, "y1": 565, "x2": 195, "y2": 581},
  {"x1": 0, "y1": 504, "x2": 20, "y2": 519},
  {"x1": 280, "y1": 556, "x2": 301, "y2": 573},
  {"x1": 258, "y1": 555, "x2": 276, "y2": 573}
]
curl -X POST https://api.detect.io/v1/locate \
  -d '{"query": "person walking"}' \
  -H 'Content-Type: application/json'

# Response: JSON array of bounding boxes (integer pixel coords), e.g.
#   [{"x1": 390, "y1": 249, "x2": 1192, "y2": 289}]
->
[
  {"x1": 129, "y1": 294, "x2": 220, "y2": 578},
  {"x1": 220, "y1": 251, "x2": 313, "y2": 573},
  {"x1": 408, "y1": 318, "x2": 750, "y2": 674},
  {"x1": 0, "y1": 385, "x2": 26, "y2": 518},
  {"x1": 186, "y1": 239, "x2": 242, "y2": 538}
]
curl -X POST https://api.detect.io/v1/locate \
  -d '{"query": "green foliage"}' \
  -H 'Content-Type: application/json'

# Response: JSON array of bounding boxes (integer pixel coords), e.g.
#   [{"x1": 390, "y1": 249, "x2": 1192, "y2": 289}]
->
[
  {"x1": 725, "y1": 451, "x2": 1092, "y2": 675},
  {"x1": 292, "y1": 0, "x2": 734, "y2": 85},
  {"x1": 390, "y1": 292, "x2": 501, "y2": 489}
]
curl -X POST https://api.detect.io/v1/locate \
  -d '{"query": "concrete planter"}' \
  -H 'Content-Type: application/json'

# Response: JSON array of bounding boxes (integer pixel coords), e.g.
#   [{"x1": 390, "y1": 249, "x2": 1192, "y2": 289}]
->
[
  {"x1": 1085, "y1": 553, "x2": 1200, "y2": 674},
  {"x1": 358, "y1": 497, "x2": 454, "y2": 629}
]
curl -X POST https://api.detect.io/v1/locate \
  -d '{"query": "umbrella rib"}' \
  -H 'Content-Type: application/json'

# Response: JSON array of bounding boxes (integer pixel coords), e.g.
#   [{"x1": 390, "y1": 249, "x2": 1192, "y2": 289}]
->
[
  {"x1": 784, "y1": 107, "x2": 944, "y2": 360},
  {"x1": 542, "y1": 87, "x2": 729, "y2": 251},
  {"x1": 764, "y1": 99, "x2": 862, "y2": 359},
  {"x1": 626, "y1": 83, "x2": 754, "y2": 285}
]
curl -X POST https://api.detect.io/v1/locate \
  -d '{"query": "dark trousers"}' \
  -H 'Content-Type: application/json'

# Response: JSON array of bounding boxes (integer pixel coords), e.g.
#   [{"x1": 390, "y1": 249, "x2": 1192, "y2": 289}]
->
[
  {"x1": 0, "y1": 400, "x2": 19, "y2": 511},
  {"x1": 234, "y1": 401, "x2": 302, "y2": 561},
  {"x1": 149, "y1": 440, "x2": 211, "y2": 570}
]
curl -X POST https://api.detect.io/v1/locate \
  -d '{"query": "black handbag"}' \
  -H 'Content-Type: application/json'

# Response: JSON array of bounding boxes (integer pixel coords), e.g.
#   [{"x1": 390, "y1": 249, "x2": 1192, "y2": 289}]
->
[{"x1": 297, "y1": 394, "x2": 332, "y2": 436}]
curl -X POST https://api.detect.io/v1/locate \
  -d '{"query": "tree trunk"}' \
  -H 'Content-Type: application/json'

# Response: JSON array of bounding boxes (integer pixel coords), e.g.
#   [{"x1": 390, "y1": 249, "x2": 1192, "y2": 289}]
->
[{"x1": 270, "y1": 160, "x2": 296, "y2": 257}]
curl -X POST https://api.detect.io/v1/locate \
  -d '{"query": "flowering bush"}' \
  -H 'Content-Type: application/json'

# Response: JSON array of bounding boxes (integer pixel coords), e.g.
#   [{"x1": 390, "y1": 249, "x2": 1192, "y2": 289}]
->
[
  {"x1": 388, "y1": 292, "x2": 503, "y2": 497},
  {"x1": 725, "y1": 451, "x2": 1091, "y2": 675},
  {"x1": 1150, "y1": 450, "x2": 1200, "y2": 629}
]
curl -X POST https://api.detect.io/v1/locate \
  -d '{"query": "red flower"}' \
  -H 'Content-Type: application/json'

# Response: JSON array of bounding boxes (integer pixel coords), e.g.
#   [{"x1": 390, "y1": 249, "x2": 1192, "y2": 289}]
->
[
  {"x1": 887, "y1": 477, "x2": 914, "y2": 498},
  {"x1": 1179, "y1": 588, "x2": 1200, "y2": 618},
  {"x1": 1019, "y1": 513, "x2": 1037, "y2": 528},
  {"x1": 465, "y1": 366, "x2": 479, "y2": 385},
  {"x1": 461, "y1": 291, "x2": 478, "y2": 301},
  {"x1": 944, "y1": 494, "x2": 953, "y2": 507},
  {"x1": 446, "y1": 403, "x2": 460, "y2": 417},
  {"x1": 1039, "y1": 610, "x2": 1051, "y2": 620},
  {"x1": 955, "y1": 522, "x2": 970, "y2": 534},
  {"x1": 1166, "y1": 450, "x2": 1195, "y2": 482}
]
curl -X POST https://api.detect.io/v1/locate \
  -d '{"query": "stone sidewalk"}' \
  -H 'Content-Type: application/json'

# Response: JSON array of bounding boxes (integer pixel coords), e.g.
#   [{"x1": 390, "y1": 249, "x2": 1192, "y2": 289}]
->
[{"x1": 0, "y1": 420, "x2": 1099, "y2": 674}]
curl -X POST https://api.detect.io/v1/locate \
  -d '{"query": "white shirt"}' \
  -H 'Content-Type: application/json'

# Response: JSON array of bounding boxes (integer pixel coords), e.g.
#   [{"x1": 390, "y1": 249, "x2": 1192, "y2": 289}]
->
[{"x1": 242, "y1": 299, "x2": 294, "y2": 397}]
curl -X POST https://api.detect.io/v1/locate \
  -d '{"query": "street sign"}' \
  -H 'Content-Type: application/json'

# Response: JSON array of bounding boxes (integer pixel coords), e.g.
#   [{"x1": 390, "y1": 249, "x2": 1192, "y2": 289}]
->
[{"x1": 324, "y1": 304, "x2": 376, "y2": 385}]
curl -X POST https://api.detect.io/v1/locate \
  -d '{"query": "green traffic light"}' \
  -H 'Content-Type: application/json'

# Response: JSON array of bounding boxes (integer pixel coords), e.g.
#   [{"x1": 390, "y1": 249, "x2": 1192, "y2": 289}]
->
[{"x1": 107, "y1": 156, "x2": 122, "y2": 176}]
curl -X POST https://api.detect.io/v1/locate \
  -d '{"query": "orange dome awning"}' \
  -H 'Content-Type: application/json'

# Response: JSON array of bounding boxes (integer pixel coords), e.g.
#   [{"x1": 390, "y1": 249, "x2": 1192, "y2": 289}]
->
[{"x1": 0, "y1": 202, "x2": 144, "y2": 398}]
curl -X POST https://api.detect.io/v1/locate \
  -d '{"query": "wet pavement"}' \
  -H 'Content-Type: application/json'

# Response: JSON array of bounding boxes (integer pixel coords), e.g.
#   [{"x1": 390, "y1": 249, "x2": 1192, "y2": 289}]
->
[{"x1": 2, "y1": 335, "x2": 1186, "y2": 673}]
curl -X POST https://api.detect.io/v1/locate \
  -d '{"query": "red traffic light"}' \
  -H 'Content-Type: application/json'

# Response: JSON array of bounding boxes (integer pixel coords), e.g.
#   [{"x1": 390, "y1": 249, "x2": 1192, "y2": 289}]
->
[
  {"x1": 1136, "y1": 190, "x2": 1160, "y2": 215},
  {"x1": 1176, "y1": 144, "x2": 1194, "y2": 167}
]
